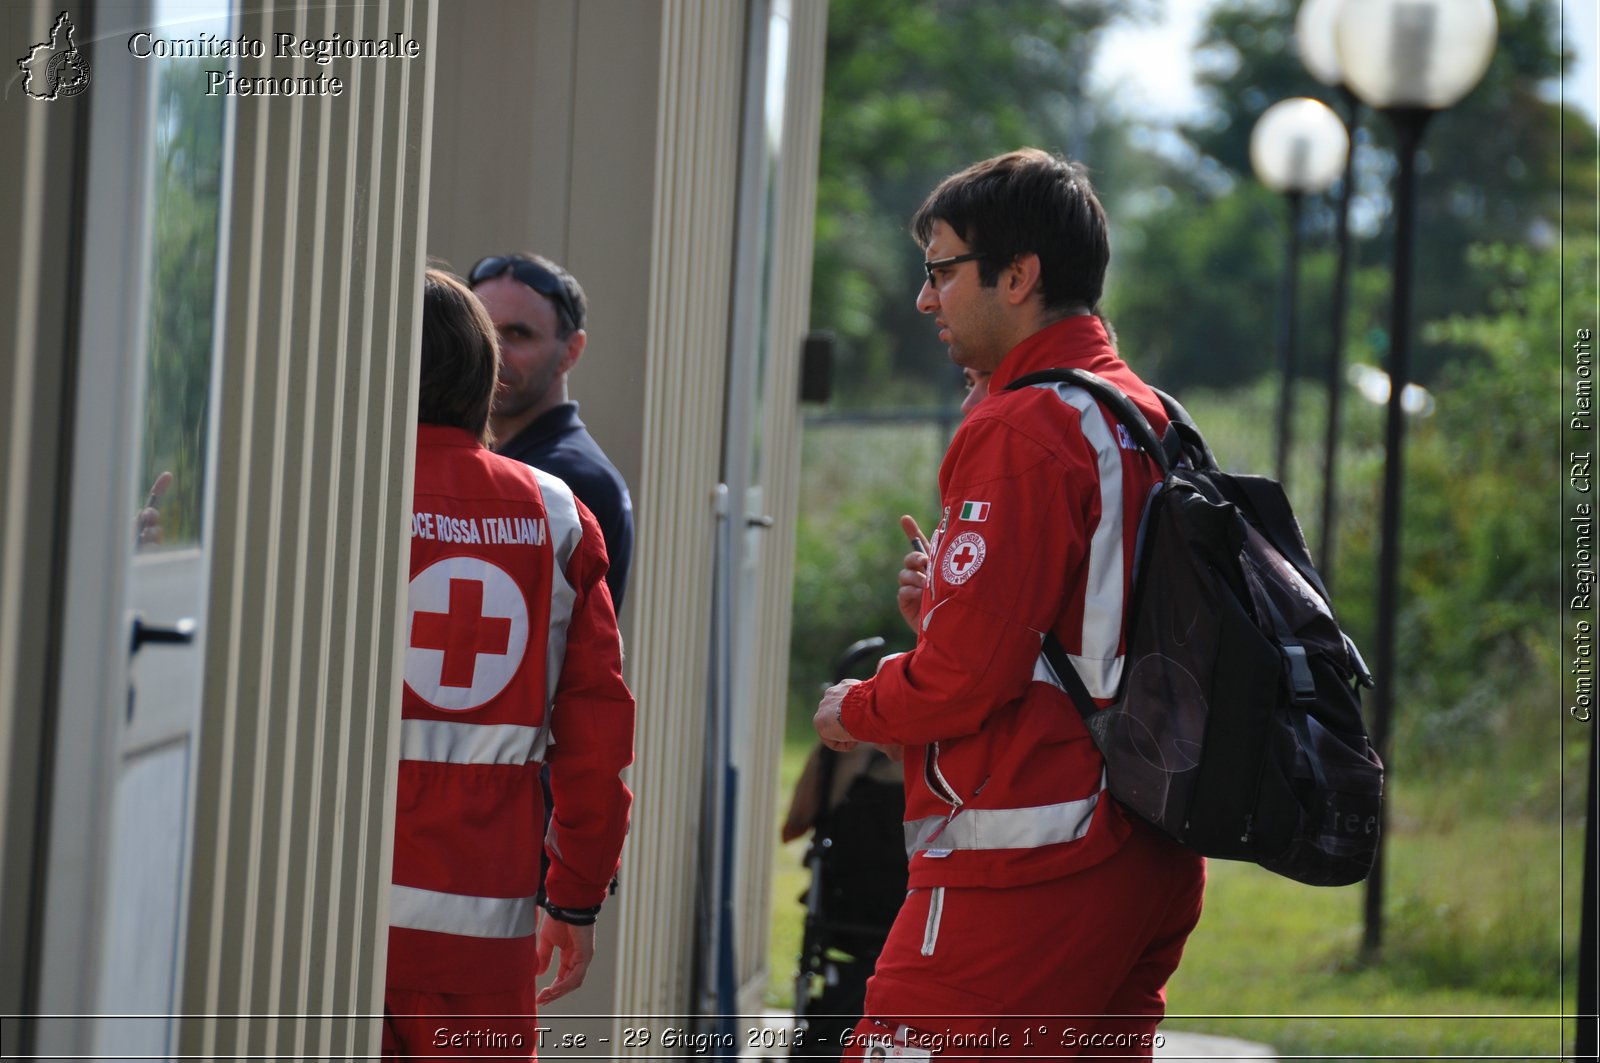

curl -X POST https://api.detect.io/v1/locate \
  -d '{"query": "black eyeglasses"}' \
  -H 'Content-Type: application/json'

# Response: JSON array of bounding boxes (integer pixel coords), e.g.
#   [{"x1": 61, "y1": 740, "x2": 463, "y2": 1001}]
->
[
  {"x1": 468, "y1": 255, "x2": 582, "y2": 333},
  {"x1": 922, "y1": 251, "x2": 987, "y2": 284}
]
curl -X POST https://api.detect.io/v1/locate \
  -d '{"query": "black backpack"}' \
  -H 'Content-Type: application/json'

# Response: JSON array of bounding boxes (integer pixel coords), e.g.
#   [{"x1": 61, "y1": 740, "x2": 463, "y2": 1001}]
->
[{"x1": 1009, "y1": 368, "x2": 1384, "y2": 887}]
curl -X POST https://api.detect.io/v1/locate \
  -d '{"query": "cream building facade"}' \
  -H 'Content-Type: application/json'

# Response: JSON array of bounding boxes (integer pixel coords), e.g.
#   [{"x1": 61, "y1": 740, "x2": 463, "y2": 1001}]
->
[{"x1": 0, "y1": 0, "x2": 826, "y2": 1056}]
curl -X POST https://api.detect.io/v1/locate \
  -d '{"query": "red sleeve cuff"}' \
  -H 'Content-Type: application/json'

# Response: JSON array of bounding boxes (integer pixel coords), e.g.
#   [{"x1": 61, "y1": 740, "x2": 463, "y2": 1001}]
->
[{"x1": 839, "y1": 679, "x2": 884, "y2": 743}]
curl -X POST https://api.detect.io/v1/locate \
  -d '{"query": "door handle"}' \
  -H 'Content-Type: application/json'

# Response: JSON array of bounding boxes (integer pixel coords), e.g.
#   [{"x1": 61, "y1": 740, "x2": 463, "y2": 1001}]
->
[{"x1": 130, "y1": 614, "x2": 197, "y2": 654}]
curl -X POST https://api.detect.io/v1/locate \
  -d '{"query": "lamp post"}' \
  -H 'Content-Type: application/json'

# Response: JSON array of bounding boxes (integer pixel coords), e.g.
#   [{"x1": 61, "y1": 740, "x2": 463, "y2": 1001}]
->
[
  {"x1": 1250, "y1": 97, "x2": 1348, "y2": 488},
  {"x1": 1294, "y1": 0, "x2": 1362, "y2": 591},
  {"x1": 1334, "y1": 0, "x2": 1498, "y2": 958}
]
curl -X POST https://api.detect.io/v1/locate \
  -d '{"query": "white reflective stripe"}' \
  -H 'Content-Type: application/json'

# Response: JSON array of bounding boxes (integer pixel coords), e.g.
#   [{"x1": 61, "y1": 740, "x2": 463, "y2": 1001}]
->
[
  {"x1": 904, "y1": 816, "x2": 940, "y2": 854},
  {"x1": 1033, "y1": 645, "x2": 1126, "y2": 701},
  {"x1": 532, "y1": 469, "x2": 583, "y2": 760},
  {"x1": 529, "y1": 730, "x2": 552, "y2": 764},
  {"x1": 905, "y1": 790, "x2": 1102, "y2": 853},
  {"x1": 921, "y1": 887, "x2": 944, "y2": 957},
  {"x1": 399, "y1": 718, "x2": 540, "y2": 765},
  {"x1": 1069, "y1": 651, "x2": 1123, "y2": 701},
  {"x1": 1032, "y1": 651, "x2": 1063, "y2": 689},
  {"x1": 389, "y1": 884, "x2": 538, "y2": 939},
  {"x1": 1034, "y1": 384, "x2": 1128, "y2": 699}
]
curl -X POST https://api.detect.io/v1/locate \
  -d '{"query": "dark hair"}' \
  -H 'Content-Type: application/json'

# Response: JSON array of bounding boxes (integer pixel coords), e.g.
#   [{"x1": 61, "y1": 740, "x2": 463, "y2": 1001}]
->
[
  {"x1": 911, "y1": 148, "x2": 1110, "y2": 313},
  {"x1": 419, "y1": 268, "x2": 500, "y2": 442},
  {"x1": 466, "y1": 251, "x2": 588, "y2": 340}
]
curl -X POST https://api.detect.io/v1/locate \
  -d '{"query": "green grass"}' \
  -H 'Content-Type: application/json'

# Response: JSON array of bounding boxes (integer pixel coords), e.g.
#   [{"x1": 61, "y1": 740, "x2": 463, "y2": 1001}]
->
[
  {"x1": 765, "y1": 728, "x2": 1587, "y2": 1058},
  {"x1": 1163, "y1": 815, "x2": 1577, "y2": 1059},
  {"x1": 767, "y1": 700, "x2": 823, "y2": 1008}
]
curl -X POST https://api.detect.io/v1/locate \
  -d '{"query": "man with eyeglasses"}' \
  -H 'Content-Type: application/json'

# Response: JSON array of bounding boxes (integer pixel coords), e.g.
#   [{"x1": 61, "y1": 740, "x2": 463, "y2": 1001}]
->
[
  {"x1": 469, "y1": 252, "x2": 635, "y2": 613},
  {"x1": 813, "y1": 149, "x2": 1205, "y2": 1059}
]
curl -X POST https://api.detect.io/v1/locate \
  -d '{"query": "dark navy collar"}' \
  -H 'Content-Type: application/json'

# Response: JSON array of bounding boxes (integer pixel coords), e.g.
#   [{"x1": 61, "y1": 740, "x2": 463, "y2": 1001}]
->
[{"x1": 498, "y1": 401, "x2": 583, "y2": 454}]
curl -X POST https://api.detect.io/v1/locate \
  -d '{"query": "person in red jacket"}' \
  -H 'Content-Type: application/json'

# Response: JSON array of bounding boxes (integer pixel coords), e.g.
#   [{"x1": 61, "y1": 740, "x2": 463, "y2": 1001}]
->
[
  {"x1": 814, "y1": 150, "x2": 1205, "y2": 1060},
  {"x1": 384, "y1": 269, "x2": 635, "y2": 1060}
]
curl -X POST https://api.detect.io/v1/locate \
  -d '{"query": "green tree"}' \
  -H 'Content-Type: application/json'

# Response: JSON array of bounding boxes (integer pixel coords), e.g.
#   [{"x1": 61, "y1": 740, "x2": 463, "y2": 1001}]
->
[
  {"x1": 1107, "y1": 0, "x2": 1595, "y2": 391},
  {"x1": 1327, "y1": 240, "x2": 1590, "y2": 776},
  {"x1": 813, "y1": 0, "x2": 1152, "y2": 404}
]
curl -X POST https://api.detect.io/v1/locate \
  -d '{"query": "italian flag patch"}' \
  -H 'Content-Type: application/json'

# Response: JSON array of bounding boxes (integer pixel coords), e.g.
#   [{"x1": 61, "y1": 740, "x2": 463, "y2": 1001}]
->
[{"x1": 959, "y1": 500, "x2": 990, "y2": 522}]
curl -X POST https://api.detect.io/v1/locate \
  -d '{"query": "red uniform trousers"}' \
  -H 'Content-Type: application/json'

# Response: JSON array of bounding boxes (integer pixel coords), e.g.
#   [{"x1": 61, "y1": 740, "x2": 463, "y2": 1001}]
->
[
  {"x1": 844, "y1": 821, "x2": 1205, "y2": 1061},
  {"x1": 383, "y1": 982, "x2": 539, "y2": 1061}
]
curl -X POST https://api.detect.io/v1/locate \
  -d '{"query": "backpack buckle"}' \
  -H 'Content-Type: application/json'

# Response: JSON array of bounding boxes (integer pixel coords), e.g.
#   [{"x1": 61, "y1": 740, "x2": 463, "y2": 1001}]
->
[{"x1": 1284, "y1": 645, "x2": 1317, "y2": 702}]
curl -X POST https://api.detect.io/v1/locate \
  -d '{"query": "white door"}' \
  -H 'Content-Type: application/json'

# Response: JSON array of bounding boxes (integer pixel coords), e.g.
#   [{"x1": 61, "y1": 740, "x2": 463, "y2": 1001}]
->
[{"x1": 34, "y1": 2, "x2": 232, "y2": 1057}]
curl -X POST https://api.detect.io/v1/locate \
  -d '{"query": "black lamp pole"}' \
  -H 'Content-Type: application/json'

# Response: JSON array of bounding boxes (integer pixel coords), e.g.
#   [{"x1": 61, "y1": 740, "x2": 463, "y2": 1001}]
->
[
  {"x1": 1318, "y1": 87, "x2": 1362, "y2": 589},
  {"x1": 1275, "y1": 191, "x2": 1306, "y2": 487},
  {"x1": 1363, "y1": 105, "x2": 1433, "y2": 958}
]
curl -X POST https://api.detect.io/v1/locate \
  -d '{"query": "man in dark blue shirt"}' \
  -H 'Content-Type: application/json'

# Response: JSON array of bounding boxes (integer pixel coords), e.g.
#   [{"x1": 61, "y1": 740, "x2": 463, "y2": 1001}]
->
[{"x1": 468, "y1": 252, "x2": 635, "y2": 612}]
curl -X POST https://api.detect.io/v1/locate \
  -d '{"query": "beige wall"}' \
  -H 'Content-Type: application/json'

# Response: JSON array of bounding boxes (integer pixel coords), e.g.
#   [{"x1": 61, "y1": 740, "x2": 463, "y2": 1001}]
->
[
  {"x1": 428, "y1": 0, "x2": 828, "y2": 1029},
  {"x1": 431, "y1": 0, "x2": 741, "y2": 1026},
  {"x1": 428, "y1": 0, "x2": 655, "y2": 537}
]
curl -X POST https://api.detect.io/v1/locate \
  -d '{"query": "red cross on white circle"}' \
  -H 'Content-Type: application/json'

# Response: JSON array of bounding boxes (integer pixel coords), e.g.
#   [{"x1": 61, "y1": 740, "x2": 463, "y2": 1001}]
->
[
  {"x1": 939, "y1": 530, "x2": 987, "y2": 586},
  {"x1": 405, "y1": 556, "x2": 530, "y2": 711}
]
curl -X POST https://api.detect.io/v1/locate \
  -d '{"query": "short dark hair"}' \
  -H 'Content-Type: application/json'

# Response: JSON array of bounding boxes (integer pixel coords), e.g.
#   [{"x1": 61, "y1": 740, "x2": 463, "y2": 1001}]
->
[
  {"x1": 419, "y1": 268, "x2": 500, "y2": 442},
  {"x1": 466, "y1": 251, "x2": 588, "y2": 340},
  {"x1": 911, "y1": 148, "x2": 1110, "y2": 313}
]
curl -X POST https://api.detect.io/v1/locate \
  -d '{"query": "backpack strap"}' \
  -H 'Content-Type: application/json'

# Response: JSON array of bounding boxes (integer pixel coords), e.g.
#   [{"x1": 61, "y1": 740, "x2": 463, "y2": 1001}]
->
[
  {"x1": 1153, "y1": 387, "x2": 1219, "y2": 471},
  {"x1": 1040, "y1": 632, "x2": 1101, "y2": 723},
  {"x1": 1006, "y1": 368, "x2": 1166, "y2": 723},
  {"x1": 1256, "y1": 585, "x2": 1319, "y2": 702},
  {"x1": 1006, "y1": 368, "x2": 1181, "y2": 475}
]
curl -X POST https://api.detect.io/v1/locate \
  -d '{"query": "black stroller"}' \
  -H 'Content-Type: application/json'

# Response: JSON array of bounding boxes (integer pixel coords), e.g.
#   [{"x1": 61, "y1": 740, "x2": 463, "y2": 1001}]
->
[{"x1": 788, "y1": 638, "x2": 909, "y2": 1059}]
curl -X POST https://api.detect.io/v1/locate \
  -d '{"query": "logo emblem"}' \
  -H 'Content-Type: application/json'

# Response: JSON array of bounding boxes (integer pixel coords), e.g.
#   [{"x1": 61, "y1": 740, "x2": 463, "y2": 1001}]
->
[
  {"x1": 939, "y1": 531, "x2": 987, "y2": 585},
  {"x1": 406, "y1": 557, "x2": 530, "y2": 711},
  {"x1": 17, "y1": 12, "x2": 91, "y2": 101}
]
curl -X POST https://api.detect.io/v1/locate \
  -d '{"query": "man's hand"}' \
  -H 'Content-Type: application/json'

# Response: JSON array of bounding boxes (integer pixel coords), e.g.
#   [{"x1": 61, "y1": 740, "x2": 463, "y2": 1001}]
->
[
  {"x1": 896, "y1": 514, "x2": 930, "y2": 632},
  {"x1": 536, "y1": 916, "x2": 596, "y2": 1005},
  {"x1": 813, "y1": 678, "x2": 860, "y2": 752},
  {"x1": 136, "y1": 470, "x2": 174, "y2": 547}
]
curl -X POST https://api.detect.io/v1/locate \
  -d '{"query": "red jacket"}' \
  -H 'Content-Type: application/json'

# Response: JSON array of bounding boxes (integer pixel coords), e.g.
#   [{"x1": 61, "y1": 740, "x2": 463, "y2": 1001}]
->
[
  {"x1": 840, "y1": 315, "x2": 1168, "y2": 890},
  {"x1": 387, "y1": 425, "x2": 635, "y2": 994}
]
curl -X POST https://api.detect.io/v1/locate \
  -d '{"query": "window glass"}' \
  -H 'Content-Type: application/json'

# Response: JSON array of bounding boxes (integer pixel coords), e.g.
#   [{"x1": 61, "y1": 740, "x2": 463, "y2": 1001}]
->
[{"x1": 138, "y1": 0, "x2": 230, "y2": 548}]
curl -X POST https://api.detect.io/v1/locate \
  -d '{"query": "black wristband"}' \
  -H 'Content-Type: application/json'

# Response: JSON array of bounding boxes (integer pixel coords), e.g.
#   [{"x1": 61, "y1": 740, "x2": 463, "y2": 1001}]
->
[{"x1": 541, "y1": 898, "x2": 602, "y2": 926}]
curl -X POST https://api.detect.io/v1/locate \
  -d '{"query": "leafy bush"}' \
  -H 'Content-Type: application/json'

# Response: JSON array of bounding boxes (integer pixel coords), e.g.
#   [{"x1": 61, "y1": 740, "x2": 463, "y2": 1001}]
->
[
  {"x1": 790, "y1": 240, "x2": 1589, "y2": 779},
  {"x1": 787, "y1": 422, "x2": 945, "y2": 717}
]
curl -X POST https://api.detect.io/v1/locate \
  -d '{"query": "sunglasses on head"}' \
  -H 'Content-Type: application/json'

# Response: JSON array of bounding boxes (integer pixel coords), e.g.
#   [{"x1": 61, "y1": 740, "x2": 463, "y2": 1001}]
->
[{"x1": 468, "y1": 255, "x2": 581, "y2": 333}]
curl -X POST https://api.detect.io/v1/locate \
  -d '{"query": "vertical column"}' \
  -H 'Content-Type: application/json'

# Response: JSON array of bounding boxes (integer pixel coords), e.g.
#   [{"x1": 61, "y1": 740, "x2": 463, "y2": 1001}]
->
[
  {"x1": 0, "y1": 0, "x2": 91, "y2": 1036},
  {"x1": 734, "y1": 0, "x2": 830, "y2": 1013},
  {"x1": 419, "y1": 0, "x2": 830, "y2": 1032},
  {"x1": 175, "y1": 1, "x2": 435, "y2": 1058},
  {"x1": 602, "y1": 0, "x2": 745, "y2": 1024}
]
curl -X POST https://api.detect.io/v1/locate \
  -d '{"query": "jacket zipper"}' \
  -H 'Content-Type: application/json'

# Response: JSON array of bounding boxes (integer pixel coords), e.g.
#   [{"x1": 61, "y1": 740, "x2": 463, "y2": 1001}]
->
[{"x1": 923, "y1": 742, "x2": 962, "y2": 809}]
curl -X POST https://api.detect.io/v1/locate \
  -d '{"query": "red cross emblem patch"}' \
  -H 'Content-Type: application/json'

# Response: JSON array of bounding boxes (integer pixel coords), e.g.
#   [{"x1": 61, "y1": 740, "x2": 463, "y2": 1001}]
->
[
  {"x1": 939, "y1": 530, "x2": 987, "y2": 586},
  {"x1": 405, "y1": 557, "x2": 530, "y2": 710}
]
